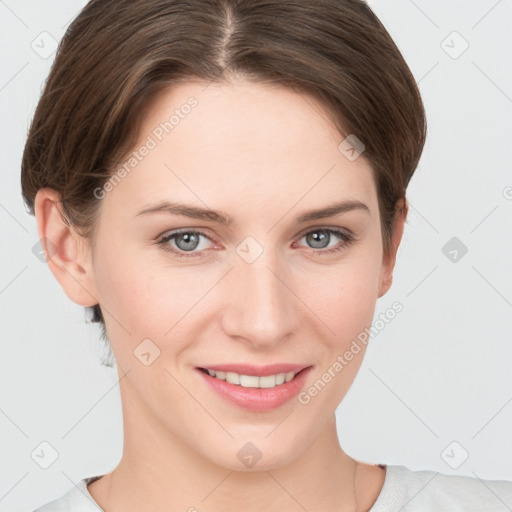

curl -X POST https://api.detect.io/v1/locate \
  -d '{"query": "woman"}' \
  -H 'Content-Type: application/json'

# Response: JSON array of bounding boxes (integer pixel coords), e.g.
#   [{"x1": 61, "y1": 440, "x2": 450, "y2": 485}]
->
[{"x1": 22, "y1": 0, "x2": 512, "y2": 510}]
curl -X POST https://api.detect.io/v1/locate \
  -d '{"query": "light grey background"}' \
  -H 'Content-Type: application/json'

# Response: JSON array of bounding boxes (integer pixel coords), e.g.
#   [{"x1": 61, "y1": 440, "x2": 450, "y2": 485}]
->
[{"x1": 1, "y1": 1, "x2": 511, "y2": 510}]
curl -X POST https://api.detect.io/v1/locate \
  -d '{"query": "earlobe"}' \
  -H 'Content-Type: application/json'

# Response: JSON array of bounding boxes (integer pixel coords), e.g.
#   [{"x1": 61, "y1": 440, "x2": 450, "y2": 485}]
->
[
  {"x1": 34, "y1": 188, "x2": 99, "y2": 307},
  {"x1": 378, "y1": 198, "x2": 407, "y2": 298}
]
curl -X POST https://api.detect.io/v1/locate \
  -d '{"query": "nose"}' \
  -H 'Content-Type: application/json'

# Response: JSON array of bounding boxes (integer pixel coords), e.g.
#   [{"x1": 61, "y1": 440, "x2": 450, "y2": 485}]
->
[{"x1": 219, "y1": 249, "x2": 299, "y2": 350}]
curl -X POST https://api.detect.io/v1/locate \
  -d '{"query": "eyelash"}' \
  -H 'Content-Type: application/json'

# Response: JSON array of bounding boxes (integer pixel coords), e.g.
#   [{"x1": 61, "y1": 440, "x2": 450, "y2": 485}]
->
[{"x1": 156, "y1": 227, "x2": 355, "y2": 259}]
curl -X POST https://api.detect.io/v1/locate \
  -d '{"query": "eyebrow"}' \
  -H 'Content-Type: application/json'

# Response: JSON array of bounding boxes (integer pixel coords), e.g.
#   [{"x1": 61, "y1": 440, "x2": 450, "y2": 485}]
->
[{"x1": 135, "y1": 199, "x2": 370, "y2": 225}]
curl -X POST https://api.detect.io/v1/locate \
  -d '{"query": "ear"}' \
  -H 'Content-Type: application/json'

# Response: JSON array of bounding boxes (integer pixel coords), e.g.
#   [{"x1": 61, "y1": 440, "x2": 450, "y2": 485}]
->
[
  {"x1": 378, "y1": 198, "x2": 407, "y2": 298},
  {"x1": 33, "y1": 188, "x2": 99, "y2": 307}
]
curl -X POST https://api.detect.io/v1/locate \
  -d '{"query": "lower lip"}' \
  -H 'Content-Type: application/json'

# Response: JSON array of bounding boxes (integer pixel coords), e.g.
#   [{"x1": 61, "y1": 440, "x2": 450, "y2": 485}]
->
[{"x1": 195, "y1": 367, "x2": 313, "y2": 412}]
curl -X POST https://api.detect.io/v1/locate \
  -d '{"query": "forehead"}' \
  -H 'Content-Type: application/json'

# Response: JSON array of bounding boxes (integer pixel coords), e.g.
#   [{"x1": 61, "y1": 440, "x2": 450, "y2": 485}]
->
[
  {"x1": 105, "y1": 80, "x2": 377, "y2": 221},
  {"x1": 142, "y1": 79, "x2": 346, "y2": 156}
]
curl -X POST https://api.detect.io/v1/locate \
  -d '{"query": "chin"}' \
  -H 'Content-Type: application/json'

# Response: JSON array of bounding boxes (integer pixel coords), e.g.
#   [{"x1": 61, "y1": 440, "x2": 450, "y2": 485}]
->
[{"x1": 217, "y1": 433, "x2": 307, "y2": 472}]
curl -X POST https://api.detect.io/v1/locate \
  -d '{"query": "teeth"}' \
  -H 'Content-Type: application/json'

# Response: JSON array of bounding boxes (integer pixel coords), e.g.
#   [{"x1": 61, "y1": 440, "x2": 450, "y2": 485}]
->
[
  {"x1": 225, "y1": 372, "x2": 240, "y2": 385},
  {"x1": 240, "y1": 375, "x2": 259, "y2": 387},
  {"x1": 204, "y1": 369, "x2": 299, "y2": 388}
]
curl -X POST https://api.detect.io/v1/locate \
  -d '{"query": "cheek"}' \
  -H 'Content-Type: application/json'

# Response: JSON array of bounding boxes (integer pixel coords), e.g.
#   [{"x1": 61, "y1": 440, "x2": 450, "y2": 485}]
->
[
  {"x1": 93, "y1": 243, "x2": 210, "y2": 344},
  {"x1": 296, "y1": 254, "x2": 382, "y2": 346},
  {"x1": 92, "y1": 226, "x2": 383, "y2": 354},
  {"x1": 90, "y1": 239, "x2": 156, "y2": 341}
]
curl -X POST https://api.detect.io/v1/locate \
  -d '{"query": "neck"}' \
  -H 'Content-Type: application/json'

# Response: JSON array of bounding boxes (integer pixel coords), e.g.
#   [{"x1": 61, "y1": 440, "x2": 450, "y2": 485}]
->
[{"x1": 89, "y1": 377, "x2": 380, "y2": 512}]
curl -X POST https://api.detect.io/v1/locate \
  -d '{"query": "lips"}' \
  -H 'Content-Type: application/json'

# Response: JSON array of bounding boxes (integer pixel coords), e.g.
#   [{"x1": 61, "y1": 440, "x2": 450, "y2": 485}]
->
[
  {"x1": 196, "y1": 363, "x2": 310, "y2": 376},
  {"x1": 195, "y1": 364, "x2": 313, "y2": 412}
]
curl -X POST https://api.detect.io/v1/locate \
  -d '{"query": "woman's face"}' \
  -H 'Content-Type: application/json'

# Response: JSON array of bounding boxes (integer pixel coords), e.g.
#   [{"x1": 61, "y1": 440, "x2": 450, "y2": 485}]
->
[{"x1": 79, "y1": 80, "x2": 398, "y2": 470}]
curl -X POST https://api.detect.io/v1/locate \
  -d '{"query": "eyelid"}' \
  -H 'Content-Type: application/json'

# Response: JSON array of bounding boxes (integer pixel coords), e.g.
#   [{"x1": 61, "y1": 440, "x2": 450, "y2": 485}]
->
[
  {"x1": 158, "y1": 225, "x2": 353, "y2": 243},
  {"x1": 158, "y1": 228, "x2": 218, "y2": 247},
  {"x1": 294, "y1": 224, "x2": 354, "y2": 240},
  {"x1": 156, "y1": 225, "x2": 356, "y2": 258}
]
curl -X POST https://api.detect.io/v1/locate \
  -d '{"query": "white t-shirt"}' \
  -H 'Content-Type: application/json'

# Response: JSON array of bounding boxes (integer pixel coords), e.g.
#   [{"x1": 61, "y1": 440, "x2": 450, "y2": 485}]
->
[{"x1": 32, "y1": 464, "x2": 512, "y2": 511}]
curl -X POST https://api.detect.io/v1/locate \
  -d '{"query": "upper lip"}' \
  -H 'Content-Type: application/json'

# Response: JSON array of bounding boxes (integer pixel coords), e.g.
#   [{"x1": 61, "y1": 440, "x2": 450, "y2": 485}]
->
[{"x1": 197, "y1": 363, "x2": 311, "y2": 377}]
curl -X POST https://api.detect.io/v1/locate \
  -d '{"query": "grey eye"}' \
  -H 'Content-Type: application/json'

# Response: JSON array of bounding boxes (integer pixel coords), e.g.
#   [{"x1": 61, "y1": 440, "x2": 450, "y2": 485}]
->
[
  {"x1": 305, "y1": 230, "x2": 333, "y2": 249},
  {"x1": 174, "y1": 232, "x2": 202, "y2": 251}
]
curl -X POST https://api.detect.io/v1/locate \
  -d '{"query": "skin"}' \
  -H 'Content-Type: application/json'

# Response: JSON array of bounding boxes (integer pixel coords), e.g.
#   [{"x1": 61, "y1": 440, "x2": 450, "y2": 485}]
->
[{"x1": 35, "y1": 79, "x2": 406, "y2": 512}]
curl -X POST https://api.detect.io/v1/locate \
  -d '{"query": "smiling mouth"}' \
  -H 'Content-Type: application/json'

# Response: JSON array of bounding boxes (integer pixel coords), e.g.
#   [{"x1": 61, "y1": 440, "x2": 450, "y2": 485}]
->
[{"x1": 197, "y1": 367, "x2": 310, "y2": 389}]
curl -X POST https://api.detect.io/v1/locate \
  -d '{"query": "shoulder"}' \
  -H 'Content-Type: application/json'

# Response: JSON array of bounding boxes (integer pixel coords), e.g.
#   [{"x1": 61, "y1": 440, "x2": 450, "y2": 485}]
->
[
  {"x1": 370, "y1": 464, "x2": 512, "y2": 512},
  {"x1": 32, "y1": 475, "x2": 104, "y2": 512}
]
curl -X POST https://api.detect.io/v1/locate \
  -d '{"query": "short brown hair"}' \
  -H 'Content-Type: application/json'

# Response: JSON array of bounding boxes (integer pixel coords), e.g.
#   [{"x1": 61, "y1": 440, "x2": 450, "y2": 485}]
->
[{"x1": 21, "y1": 0, "x2": 427, "y2": 356}]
